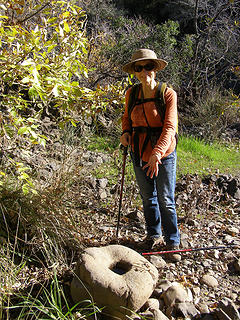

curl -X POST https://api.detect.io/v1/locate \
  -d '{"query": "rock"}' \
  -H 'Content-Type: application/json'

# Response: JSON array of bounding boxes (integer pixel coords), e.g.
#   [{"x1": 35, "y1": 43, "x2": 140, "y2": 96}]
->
[
  {"x1": 197, "y1": 302, "x2": 210, "y2": 314},
  {"x1": 234, "y1": 188, "x2": 240, "y2": 199},
  {"x1": 152, "y1": 309, "x2": 169, "y2": 320},
  {"x1": 180, "y1": 236, "x2": 189, "y2": 248},
  {"x1": 200, "y1": 274, "x2": 219, "y2": 288},
  {"x1": 88, "y1": 176, "x2": 97, "y2": 188},
  {"x1": 144, "y1": 298, "x2": 159, "y2": 311},
  {"x1": 227, "y1": 178, "x2": 238, "y2": 197},
  {"x1": 137, "y1": 311, "x2": 153, "y2": 319},
  {"x1": 96, "y1": 156, "x2": 103, "y2": 164},
  {"x1": 99, "y1": 189, "x2": 107, "y2": 199},
  {"x1": 192, "y1": 286, "x2": 201, "y2": 298},
  {"x1": 186, "y1": 287, "x2": 193, "y2": 301},
  {"x1": 233, "y1": 258, "x2": 240, "y2": 273},
  {"x1": 71, "y1": 245, "x2": 158, "y2": 320},
  {"x1": 202, "y1": 315, "x2": 215, "y2": 320},
  {"x1": 187, "y1": 218, "x2": 199, "y2": 226},
  {"x1": 224, "y1": 234, "x2": 235, "y2": 243},
  {"x1": 226, "y1": 226, "x2": 239, "y2": 235},
  {"x1": 215, "y1": 297, "x2": 240, "y2": 320},
  {"x1": 161, "y1": 283, "x2": 192, "y2": 307},
  {"x1": 98, "y1": 178, "x2": 108, "y2": 189},
  {"x1": 158, "y1": 279, "x2": 172, "y2": 292},
  {"x1": 152, "y1": 288, "x2": 163, "y2": 298},
  {"x1": 202, "y1": 260, "x2": 212, "y2": 268},
  {"x1": 126, "y1": 210, "x2": 143, "y2": 221},
  {"x1": 149, "y1": 256, "x2": 167, "y2": 269},
  {"x1": 167, "y1": 302, "x2": 199, "y2": 318}
]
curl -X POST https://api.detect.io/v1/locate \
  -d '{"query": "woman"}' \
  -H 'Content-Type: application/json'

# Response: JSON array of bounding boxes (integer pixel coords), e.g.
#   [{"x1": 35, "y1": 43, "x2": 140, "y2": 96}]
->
[{"x1": 120, "y1": 49, "x2": 181, "y2": 261}]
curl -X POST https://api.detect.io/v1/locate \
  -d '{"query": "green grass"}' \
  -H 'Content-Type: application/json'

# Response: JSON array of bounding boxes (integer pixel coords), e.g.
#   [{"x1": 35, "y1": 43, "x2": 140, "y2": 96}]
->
[
  {"x1": 6, "y1": 270, "x2": 102, "y2": 320},
  {"x1": 177, "y1": 135, "x2": 239, "y2": 177},
  {"x1": 86, "y1": 134, "x2": 239, "y2": 179},
  {"x1": 86, "y1": 135, "x2": 119, "y2": 152}
]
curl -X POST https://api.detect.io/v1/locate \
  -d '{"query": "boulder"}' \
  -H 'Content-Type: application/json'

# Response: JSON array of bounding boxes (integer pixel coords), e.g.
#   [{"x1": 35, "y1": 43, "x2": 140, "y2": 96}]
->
[
  {"x1": 144, "y1": 298, "x2": 160, "y2": 311},
  {"x1": 149, "y1": 255, "x2": 167, "y2": 269},
  {"x1": 215, "y1": 297, "x2": 240, "y2": 320},
  {"x1": 161, "y1": 283, "x2": 192, "y2": 307},
  {"x1": 71, "y1": 245, "x2": 158, "y2": 319},
  {"x1": 166, "y1": 302, "x2": 199, "y2": 318},
  {"x1": 200, "y1": 274, "x2": 219, "y2": 288}
]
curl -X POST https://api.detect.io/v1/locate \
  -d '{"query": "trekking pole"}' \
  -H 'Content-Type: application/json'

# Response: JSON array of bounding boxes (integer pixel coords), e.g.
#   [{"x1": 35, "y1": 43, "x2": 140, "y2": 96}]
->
[
  {"x1": 116, "y1": 145, "x2": 128, "y2": 238},
  {"x1": 142, "y1": 244, "x2": 238, "y2": 256}
]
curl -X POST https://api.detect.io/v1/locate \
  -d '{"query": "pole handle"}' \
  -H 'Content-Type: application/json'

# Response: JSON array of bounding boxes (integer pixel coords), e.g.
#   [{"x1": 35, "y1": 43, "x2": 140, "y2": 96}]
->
[{"x1": 120, "y1": 144, "x2": 128, "y2": 155}]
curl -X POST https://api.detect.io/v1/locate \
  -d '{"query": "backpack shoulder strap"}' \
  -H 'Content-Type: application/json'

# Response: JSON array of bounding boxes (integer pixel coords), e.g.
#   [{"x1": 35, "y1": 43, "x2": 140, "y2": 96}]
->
[
  {"x1": 155, "y1": 82, "x2": 167, "y2": 121},
  {"x1": 128, "y1": 83, "x2": 141, "y2": 124},
  {"x1": 127, "y1": 82, "x2": 168, "y2": 124},
  {"x1": 156, "y1": 82, "x2": 179, "y2": 141}
]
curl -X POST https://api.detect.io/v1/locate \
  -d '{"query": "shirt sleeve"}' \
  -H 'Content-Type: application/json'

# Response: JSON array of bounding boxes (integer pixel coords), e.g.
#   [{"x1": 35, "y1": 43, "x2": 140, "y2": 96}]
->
[{"x1": 152, "y1": 87, "x2": 177, "y2": 159}]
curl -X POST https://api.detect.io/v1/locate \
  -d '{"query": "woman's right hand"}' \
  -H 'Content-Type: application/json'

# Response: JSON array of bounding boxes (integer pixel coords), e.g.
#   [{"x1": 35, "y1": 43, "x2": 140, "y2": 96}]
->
[{"x1": 120, "y1": 132, "x2": 131, "y2": 147}]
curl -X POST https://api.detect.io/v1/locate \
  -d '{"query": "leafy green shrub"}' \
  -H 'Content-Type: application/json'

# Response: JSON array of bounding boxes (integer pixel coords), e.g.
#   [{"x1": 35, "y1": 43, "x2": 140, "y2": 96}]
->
[{"x1": 0, "y1": 0, "x2": 125, "y2": 193}]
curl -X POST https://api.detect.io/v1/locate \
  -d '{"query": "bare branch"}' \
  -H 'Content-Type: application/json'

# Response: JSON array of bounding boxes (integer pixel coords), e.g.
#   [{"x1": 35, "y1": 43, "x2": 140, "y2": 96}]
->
[{"x1": 19, "y1": 2, "x2": 51, "y2": 24}]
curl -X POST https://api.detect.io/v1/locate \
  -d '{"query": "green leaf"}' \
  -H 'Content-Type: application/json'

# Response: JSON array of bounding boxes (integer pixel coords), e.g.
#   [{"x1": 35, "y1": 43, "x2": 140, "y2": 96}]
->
[
  {"x1": 28, "y1": 87, "x2": 38, "y2": 98},
  {"x1": 21, "y1": 77, "x2": 31, "y2": 84},
  {"x1": 19, "y1": 172, "x2": 30, "y2": 180},
  {"x1": 58, "y1": 25, "x2": 64, "y2": 37},
  {"x1": 70, "y1": 120, "x2": 76, "y2": 127},
  {"x1": 47, "y1": 44, "x2": 57, "y2": 53},
  {"x1": 22, "y1": 183, "x2": 30, "y2": 194},
  {"x1": 0, "y1": 4, "x2": 7, "y2": 10},
  {"x1": 29, "y1": 130, "x2": 38, "y2": 139},
  {"x1": 71, "y1": 81, "x2": 79, "y2": 87},
  {"x1": 52, "y1": 85, "x2": 59, "y2": 97},
  {"x1": 18, "y1": 127, "x2": 29, "y2": 135},
  {"x1": 64, "y1": 21, "x2": 70, "y2": 32},
  {"x1": 62, "y1": 11, "x2": 70, "y2": 18},
  {"x1": 21, "y1": 59, "x2": 34, "y2": 66}
]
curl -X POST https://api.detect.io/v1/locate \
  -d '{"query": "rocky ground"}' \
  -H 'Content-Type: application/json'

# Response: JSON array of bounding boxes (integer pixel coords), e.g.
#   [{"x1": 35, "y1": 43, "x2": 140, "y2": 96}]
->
[
  {"x1": 67, "y1": 147, "x2": 240, "y2": 320},
  {"x1": 1, "y1": 123, "x2": 239, "y2": 319},
  {"x1": 118, "y1": 206, "x2": 240, "y2": 319}
]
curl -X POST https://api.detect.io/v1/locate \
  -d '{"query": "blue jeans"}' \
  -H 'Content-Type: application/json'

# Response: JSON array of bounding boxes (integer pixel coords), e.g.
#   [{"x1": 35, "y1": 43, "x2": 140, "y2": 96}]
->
[{"x1": 132, "y1": 150, "x2": 180, "y2": 246}]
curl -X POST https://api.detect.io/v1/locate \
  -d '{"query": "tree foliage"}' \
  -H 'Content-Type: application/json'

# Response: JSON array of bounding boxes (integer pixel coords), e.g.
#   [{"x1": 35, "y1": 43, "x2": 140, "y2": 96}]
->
[
  {"x1": 0, "y1": 0, "x2": 239, "y2": 193},
  {"x1": 187, "y1": 0, "x2": 240, "y2": 94},
  {"x1": 0, "y1": 0, "x2": 126, "y2": 193},
  {"x1": 0, "y1": 0, "x2": 90, "y2": 138},
  {"x1": 85, "y1": 0, "x2": 240, "y2": 135}
]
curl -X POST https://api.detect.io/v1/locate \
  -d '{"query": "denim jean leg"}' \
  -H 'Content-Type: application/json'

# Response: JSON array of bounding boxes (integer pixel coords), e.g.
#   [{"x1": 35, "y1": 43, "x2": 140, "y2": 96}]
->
[
  {"x1": 133, "y1": 162, "x2": 162, "y2": 238},
  {"x1": 156, "y1": 150, "x2": 180, "y2": 245}
]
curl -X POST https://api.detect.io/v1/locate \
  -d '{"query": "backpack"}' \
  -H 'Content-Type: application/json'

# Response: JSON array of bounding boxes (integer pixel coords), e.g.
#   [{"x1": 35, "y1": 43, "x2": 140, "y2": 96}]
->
[
  {"x1": 127, "y1": 82, "x2": 178, "y2": 166},
  {"x1": 128, "y1": 82, "x2": 168, "y2": 126}
]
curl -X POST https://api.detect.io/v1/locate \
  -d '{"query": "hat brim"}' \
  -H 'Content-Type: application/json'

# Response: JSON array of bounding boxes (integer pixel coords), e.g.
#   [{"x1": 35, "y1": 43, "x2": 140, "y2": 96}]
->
[{"x1": 122, "y1": 58, "x2": 168, "y2": 74}]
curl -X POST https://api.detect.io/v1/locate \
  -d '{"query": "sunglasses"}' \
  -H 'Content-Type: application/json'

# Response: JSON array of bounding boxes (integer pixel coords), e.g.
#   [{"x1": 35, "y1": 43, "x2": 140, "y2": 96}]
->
[{"x1": 133, "y1": 62, "x2": 156, "y2": 73}]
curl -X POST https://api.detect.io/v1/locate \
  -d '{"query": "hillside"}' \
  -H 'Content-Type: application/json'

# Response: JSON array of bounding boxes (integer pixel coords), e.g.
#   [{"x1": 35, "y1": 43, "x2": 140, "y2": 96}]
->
[{"x1": 0, "y1": 0, "x2": 239, "y2": 319}]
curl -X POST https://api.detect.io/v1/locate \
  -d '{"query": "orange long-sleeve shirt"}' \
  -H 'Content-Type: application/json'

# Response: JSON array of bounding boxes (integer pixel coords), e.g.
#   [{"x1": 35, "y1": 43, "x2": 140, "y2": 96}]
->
[{"x1": 122, "y1": 85, "x2": 177, "y2": 162}]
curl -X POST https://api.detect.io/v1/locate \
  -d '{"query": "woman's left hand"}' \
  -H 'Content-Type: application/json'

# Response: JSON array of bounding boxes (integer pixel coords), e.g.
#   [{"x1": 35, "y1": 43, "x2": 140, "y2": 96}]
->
[{"x1": 142, "y1": 154, "x2": 161, "y2": 178}]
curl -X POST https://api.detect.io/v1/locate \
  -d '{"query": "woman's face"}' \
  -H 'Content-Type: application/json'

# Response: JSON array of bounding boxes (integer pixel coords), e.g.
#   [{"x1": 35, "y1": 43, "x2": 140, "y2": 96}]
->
[{"x1": 133, "y1": 60, "x2": 156, "y2": 85}]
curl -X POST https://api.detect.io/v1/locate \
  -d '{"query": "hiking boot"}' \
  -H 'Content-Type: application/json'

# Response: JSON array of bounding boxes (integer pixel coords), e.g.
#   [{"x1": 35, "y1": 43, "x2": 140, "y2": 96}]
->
[
  {"x1": 164, "y1": 244, "x2": 181, "y2": 262},
  {"x1": 143, "y1": 236, "x2": 165, "y2": 250}
]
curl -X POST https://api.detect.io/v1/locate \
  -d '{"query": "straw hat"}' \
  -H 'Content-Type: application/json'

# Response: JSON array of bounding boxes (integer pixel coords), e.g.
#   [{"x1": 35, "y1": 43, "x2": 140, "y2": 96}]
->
[{"x1": 122, "y1": 49, "x2": 168, "y2": 74}]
